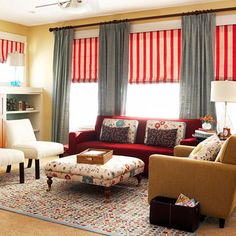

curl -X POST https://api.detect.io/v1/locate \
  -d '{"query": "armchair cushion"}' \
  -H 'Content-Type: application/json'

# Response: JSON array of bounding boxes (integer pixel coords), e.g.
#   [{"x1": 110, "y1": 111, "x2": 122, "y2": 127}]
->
[
  {"x1": 189, "y1": 134, "x2": 222, "y2": 161},
  {"x1": 174, "y1": 145, "x2": 195, "y2": 157},
  {"x1": 0, "y1": 149, "x2": 24, "y2": 166},
  {"x1": 5, "y1": 119, "x2": 36, "y2": 148},
  {"x1": 13, "y1": 141, "x2": 64, "y2": 159}
]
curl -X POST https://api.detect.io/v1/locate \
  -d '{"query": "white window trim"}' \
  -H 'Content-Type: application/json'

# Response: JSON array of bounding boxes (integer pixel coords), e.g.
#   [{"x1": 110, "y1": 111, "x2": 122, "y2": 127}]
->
[{"x1": 0, "y1": 32, "x2": 26, "y2": 44}]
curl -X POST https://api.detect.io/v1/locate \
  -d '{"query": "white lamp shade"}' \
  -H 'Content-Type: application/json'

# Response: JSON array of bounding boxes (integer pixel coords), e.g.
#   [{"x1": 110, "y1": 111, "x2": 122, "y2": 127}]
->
[
  {"x1": 211, "y1": 81, "x2": 236, "y2": 102},
  {"x1": 7, "y1": 53, "x2": 25, "y2": 66}
]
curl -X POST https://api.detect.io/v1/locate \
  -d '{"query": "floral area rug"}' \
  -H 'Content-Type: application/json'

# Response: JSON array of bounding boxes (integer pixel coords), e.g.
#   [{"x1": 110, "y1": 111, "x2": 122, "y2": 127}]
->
[{"x1": 0, "y1": 167, "x2": 194, "y2": 236}]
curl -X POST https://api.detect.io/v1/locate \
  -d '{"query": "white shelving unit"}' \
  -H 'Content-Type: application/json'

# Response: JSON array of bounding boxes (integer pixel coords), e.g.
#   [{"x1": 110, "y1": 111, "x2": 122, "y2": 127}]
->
[{"x1": 0, "y1": 87, "x2": 43, "y2": 147}]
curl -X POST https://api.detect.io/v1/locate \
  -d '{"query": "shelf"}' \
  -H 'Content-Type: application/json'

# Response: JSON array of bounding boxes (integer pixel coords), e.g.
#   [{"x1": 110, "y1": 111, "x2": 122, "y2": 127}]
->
[
  {"x1": 6, "y1": 110, "x2": 40, "y2": 114},
  {"x1": 0, "y1": 87, "x2": 43, "y2": 147},
  {"x1": 0, "y1": 86, "x2": 43, "y2": 94}
]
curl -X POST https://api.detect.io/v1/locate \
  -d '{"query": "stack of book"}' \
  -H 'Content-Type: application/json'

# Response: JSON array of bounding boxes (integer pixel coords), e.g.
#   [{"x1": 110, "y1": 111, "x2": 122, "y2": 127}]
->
[{"x1": 194, "y1": 128, "x2": 216, "y2": 138}]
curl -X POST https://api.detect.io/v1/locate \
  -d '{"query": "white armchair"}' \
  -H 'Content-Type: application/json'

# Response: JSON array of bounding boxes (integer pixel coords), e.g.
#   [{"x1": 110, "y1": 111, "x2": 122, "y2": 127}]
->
[{"x1": 5, "y1": 119, "x2": 64, "y2": 179}]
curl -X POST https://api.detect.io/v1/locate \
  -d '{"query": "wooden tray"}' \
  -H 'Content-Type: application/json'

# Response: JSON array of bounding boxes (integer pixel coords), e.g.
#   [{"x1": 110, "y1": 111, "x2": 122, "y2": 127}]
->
[{"x1": 77, "y1": 148, "x2": 113, "y2": 164}]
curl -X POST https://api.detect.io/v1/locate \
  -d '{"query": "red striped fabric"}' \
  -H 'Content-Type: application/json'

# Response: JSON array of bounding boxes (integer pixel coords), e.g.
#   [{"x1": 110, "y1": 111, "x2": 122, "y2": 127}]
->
[
  {"x1": 0, "y1": 39, "x2": 24, "y2": 63},
  {"x1": 128, "y1": 29, "x2": 181, "y2": 84},
  {"x1": 72, "y1": 37, "x2": 99, "y2": 83},
  {"x1": 215, "y1": 24, "x2": 236, "y2": 81}
]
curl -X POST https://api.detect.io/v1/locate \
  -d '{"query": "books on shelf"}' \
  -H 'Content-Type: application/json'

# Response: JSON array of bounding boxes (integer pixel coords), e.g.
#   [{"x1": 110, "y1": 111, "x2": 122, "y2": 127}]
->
[
  {"x1": 198, "y1": 128, "x2": 216, "y2": 132},
  {"x1": 193, "y1": 129, "x2": 216, "y2": 138}
]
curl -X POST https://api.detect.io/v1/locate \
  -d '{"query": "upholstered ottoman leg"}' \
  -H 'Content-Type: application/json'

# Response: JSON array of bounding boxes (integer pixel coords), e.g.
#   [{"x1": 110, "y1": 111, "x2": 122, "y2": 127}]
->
[
  {"x1": 19, "y1": 162, "x2": 24, "y2": 183},
  {"x1": 136, "y1": 173, "x2": 142, "y2": 186},
  {"x1": 27, "y1": 159, "x2": 32, "y2": 168},
  {"x1": 47, "y1": 177, "x2": 53, "y2": 191},
  {"x1": 6, "y1": 165, "x2": 11, "y2": 173},
  {"x1": 104, "y1": 187, "x2": 111, "y2": 201},
  {"x1": 35, "y1": 159, "x2": 40, "y2": 179}
]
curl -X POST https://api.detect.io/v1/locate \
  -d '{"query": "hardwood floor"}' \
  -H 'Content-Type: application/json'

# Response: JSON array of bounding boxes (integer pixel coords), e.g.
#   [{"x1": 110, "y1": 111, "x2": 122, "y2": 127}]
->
[
  {"x1": 0, "y1": 157, "x2": 235, "y2": 236},
  {"x1": 0, "y1": 210, "x2": 100, "y2": 236}
]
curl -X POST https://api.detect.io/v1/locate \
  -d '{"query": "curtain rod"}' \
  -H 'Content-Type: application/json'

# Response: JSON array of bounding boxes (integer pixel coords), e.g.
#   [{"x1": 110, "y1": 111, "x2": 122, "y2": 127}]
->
[{"x1": 49, "y1": 6, "x2": 236, "y2": 32}]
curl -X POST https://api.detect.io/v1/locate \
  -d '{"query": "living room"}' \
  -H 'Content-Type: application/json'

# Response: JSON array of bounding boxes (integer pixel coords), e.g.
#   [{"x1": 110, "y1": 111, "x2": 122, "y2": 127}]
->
[{"x1": 0, "y1": 0, "x2": 236, "y2": 235}]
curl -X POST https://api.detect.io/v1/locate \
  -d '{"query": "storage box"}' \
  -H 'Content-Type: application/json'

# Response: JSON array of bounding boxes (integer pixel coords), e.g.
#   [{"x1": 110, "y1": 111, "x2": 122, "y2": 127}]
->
[
  {"x1": 77, "y1": 148, "x2": 113, "y2": 164},
  {"x1": 150, "y1": 196, "x2": 200, "y2": 232}
]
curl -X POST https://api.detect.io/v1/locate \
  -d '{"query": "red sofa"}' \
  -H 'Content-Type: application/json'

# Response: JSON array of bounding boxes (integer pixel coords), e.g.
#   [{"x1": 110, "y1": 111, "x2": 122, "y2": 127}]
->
[{"x1": 68, "y1": 115, "x2": 201, "y2": 174}]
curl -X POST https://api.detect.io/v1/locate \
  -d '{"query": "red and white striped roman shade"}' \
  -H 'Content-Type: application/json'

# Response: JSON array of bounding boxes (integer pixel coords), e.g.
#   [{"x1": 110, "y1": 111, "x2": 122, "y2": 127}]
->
[
  {"x1": 215, "y1": 24, "x2": 236, "y2": 81},
  {"x1": 72, "y1": 37, "x2": 99, "y2": 83},
  {"x1": 129, "y1": 29, "x2": 181, "y2": 84},
  {"x1": 0, "y1": 39, "x2": 24, "y2": 63}
]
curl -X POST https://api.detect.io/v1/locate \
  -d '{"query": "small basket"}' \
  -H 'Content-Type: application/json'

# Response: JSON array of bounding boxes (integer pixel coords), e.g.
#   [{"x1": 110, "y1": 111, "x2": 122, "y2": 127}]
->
[{"x1": 77, "y1": 148, "x2": 113, "y2": 164}]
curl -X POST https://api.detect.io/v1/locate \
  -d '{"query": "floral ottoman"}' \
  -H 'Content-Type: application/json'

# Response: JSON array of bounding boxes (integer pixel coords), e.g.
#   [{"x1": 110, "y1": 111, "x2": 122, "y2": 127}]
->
[{"x1": 44, "y1": 155, "x2": 144, "y2": 200}]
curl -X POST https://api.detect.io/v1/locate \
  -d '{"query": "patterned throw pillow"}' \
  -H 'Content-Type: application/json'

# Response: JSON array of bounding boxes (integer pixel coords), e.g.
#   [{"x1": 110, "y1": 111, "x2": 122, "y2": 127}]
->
[
  {"x1": 146, "y1": 128, "x2": 178, "y2": 148},
  {"x1": 100, "y1": 118, "x2": 139, "y2": 143},
  {"x1": 100, "y1": 125, "x2": 129, "y2": 143},
  {"x1": 189, "y1": 134, "x2": 222, "y2": 161},
  {"x1": 144, "y1": 120, "x2": 186, "y2": 145}
]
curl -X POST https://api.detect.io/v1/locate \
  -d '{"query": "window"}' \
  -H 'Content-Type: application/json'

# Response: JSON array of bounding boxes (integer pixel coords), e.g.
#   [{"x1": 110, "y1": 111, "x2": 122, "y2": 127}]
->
[
  {"x1": 215, "y1": 24, "x2": 236, "y2": 81},
  {"x1": 69, "y1": 83, "x2": 98, "y2": 131},
  {"x1": 215, "y1": 24, "x2": 236, "y2": 133},
  {"x1": 0, "y1": 63, "x2": 24, "y2": 85},
  {"x1": 0, "y1": 35, "x2": 25, "y2": 86},
  {"x1": 126, "y1": 83, "x2": 180, "y2": 118},
  {"x1": 127, "y1": 29, "x2": 181, "y2": 118},
  {"x1": 70, "y1": 37, "x2": 99, "y2": 131}
]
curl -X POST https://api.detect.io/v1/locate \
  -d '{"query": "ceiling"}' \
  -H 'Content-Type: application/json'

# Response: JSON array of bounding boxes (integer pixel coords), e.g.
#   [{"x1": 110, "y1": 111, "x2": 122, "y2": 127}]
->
[{"x1": 0, "y1": 0, "x2": 223, "y2": 26}]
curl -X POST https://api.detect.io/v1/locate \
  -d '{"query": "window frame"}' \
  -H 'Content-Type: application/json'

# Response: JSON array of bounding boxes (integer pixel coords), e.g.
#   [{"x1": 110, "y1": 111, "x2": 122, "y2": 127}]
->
[{"x1": 0, "y1": 32, "x2": 26, "y2": 86}]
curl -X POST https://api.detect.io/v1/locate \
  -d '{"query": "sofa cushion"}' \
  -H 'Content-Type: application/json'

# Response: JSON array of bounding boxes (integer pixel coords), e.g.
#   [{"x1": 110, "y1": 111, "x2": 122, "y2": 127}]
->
[
  {"x1": 146, "y1": 128, "x2": 177, "y2": 148},
  {"x1": 189, "y1": 134, "x2": 222, "y2": 161},
  {"x1": 215, "y1": 135, "x2": 236, "y2": 164},
  {"x1": 100, "y1": 118, "x2": 139, "y2": 143},
  {"x1": 75, "y1": 141, "x2": 174, "y2": 162},
  {"x1": 100, "y1": 125, "x2": 129, "y2": 143},
  {"x1": 144, "y1": 120, "x2": 186, "y2": 145}
]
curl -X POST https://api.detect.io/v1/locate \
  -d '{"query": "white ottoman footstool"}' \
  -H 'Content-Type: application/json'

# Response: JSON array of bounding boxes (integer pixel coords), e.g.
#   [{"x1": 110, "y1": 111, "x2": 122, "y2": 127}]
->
[
  {"x1": 0, "y1": 149, "x2": 24, "y2": 183},
  {"x1": 45, "y1": 155, "x2": 144, "y2": 200}
]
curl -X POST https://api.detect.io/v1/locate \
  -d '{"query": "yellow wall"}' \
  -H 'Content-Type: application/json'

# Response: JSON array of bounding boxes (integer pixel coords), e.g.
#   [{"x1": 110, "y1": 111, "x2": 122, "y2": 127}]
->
[{"x1": 1, "y1": 0, "x2": 236, "y2": 141}]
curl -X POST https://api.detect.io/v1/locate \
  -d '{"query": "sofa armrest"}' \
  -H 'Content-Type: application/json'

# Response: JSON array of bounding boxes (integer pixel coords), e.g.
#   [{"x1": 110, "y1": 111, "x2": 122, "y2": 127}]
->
[
  {"x1": 180, "y1": 137, "x2": 197, "y2": 146},
  {"x1": 148, "y1": 155, "x2": 236, "y2": 219},
  {"x1": 68, "y1": 130, "x2": 97, "y2": 154},
  {"x1": 174, "y1": 145, "x2": 195, "y2": 157}
]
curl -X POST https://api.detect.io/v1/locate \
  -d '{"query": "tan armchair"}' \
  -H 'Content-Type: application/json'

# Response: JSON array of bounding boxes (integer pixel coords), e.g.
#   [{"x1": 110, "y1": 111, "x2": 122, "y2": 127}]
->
[{"x1": 148, "y1": 135, "x2": 236, "y2": 228}]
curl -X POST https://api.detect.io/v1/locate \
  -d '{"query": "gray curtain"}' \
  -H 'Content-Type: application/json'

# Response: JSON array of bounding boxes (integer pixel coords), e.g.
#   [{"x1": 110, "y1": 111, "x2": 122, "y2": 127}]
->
[
  {"x1": 179, "y1": 13, "x2": 216, "y2": 119},
  {"x1": 98, "y1": 22, "x2": 130, "y2": 115},
  {"x1": 52, "y1": 28, "x2": 74, "y2": 144}
]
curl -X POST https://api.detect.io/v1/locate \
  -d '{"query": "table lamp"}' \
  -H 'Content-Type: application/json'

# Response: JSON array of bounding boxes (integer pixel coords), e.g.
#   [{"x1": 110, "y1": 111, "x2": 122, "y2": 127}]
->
[{"x1": 211, "y1": 81, "x2": 236, "y2": 138}]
